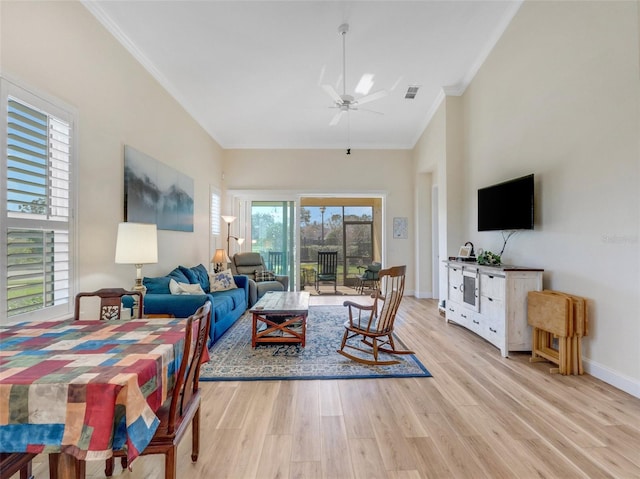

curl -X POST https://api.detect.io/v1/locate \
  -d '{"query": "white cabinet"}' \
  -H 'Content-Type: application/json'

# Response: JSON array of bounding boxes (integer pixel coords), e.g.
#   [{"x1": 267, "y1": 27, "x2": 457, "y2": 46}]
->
[{"x1": 445, "y1": 261, "x2": 543, "y2": 357}]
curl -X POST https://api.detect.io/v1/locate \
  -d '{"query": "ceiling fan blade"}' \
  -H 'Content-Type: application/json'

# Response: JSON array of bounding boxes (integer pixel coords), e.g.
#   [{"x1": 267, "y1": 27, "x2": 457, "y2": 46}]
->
[
  {"x1": 357, "y1": 108, "x2": 384, "y2": 115},
  {"x1": 356, "y1": 89, "x2": 388, "y2": 105},
  {"x1": 329, "y1": 110, "x2": 346, "y2": 126},
  {"x1": 322, "y1": 84, "x2": 343, "y2": 105}
]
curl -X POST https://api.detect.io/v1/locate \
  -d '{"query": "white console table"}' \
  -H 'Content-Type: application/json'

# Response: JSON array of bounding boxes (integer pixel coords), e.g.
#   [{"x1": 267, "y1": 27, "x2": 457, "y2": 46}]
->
[{"x1": 444, "y1": 260, "x2": 543, "y2": 357}]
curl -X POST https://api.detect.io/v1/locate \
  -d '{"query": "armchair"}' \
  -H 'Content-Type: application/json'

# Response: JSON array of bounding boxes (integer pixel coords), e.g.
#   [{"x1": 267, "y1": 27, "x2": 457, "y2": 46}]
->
[{"x1": 230, "y1": 252, "x2": 289, "y2": 306}]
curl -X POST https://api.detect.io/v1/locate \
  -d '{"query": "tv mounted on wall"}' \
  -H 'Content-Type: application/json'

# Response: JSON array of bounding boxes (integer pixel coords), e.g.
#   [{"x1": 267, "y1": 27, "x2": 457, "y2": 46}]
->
[{"x1": 478, "y1": 174, "x2": 534, "y2": 231}]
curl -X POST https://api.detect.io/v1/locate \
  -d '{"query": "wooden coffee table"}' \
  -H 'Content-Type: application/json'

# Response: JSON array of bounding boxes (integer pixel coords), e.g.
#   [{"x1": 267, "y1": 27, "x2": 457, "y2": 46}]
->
[{"x1": 250, "y1": 291, "x2": 310, "y2": 347}]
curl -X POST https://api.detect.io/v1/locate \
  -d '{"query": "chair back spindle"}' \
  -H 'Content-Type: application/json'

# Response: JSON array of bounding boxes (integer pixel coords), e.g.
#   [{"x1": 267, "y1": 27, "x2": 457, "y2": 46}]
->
[{"x1": 376, "y1": 270, "x2": 405, "y2": 333}]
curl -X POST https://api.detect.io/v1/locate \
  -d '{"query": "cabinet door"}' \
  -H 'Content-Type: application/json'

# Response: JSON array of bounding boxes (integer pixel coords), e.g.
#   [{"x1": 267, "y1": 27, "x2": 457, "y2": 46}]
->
[
  {"x1": 480, "y1": 272, "x2": 505, "y2": 301},
  {"x1": 448, "y1": 266, "x2": 463, "y2": 304},
  {"x1": 480, "y1": 297, "x2": 506, "y2": 351}
]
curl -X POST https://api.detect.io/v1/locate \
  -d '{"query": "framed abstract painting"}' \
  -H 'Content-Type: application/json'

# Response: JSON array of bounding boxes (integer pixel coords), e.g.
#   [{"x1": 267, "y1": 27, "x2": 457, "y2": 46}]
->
[{"x1": 124, "y1": 145, "x2": 194, "y2": 232}]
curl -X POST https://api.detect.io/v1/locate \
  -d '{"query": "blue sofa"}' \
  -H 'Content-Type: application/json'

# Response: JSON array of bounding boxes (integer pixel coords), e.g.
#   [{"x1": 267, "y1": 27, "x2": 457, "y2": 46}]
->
[{"x1": 142, "y1": 264, "x2": 248, "y2": 344}]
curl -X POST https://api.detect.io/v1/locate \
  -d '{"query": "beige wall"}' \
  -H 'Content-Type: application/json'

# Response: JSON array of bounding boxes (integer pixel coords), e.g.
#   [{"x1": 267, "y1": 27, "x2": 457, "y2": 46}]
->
[
  {"x1": 414, "y1": 1, "x2": 640, "y2": 394},
  {"x1": 3, "y1": 0, "x2": 637, "y2": 396},
  {"x1": 222, "y1": 149, "x2": 416, "y2": 293},
  {"x1": 1, "y1": 1, "x2": 223, "y2": 292}
]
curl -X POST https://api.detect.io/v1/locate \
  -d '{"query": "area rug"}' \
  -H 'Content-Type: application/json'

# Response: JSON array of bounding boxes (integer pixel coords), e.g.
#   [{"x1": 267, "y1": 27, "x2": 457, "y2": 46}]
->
[{"x1": 200, "y1": 305, "x2": 431, "y2": 381}]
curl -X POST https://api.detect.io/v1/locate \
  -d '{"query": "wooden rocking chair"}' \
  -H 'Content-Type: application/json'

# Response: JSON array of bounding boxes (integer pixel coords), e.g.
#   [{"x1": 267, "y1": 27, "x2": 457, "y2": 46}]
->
[
  {"x1": 337, "y1": 265, "x2": 413, "y2": 365},
  {"x1": 315, "y1": 251, "x2": 338, "y2": 294}
]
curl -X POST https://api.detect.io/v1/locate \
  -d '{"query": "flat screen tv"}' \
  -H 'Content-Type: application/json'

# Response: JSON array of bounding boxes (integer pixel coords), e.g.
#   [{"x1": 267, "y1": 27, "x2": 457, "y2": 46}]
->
[{"x1": 478, "y1": 174, "x2": 534, "y2": 231}]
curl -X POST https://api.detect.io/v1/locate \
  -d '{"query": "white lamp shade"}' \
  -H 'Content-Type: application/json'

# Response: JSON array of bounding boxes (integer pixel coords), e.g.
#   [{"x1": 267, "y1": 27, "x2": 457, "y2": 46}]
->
[
  {"x1": 221, "y1": 215, "x2": 236, "y2": 224},
  {"x1": 115, "y1": 222, "x2": 158, "y2": 264},
  {"x1": 212, "y1": 248, "x2": 230, "y2": 264}
]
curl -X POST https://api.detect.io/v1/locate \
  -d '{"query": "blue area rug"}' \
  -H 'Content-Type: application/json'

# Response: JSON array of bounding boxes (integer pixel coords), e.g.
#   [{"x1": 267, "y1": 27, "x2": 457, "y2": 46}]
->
[{"x1": 200, "y1": 305, "x2": 431, "y2": 381}]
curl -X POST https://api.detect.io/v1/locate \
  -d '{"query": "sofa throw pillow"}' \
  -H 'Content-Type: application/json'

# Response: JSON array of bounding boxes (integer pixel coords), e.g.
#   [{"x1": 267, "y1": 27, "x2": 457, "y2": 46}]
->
[
  {"x1": 143, "y1": 276, "x2": 171, "y2": 294},
  {"x1": 167, "y1": 267, "x2": 190, "y2": 284},
  {"x1": 169, "y1": 279, "x2": 205, "y2": 295},
  {"x1": 209, "y1": 269, "x2": 238, "y2": 292},
  {"x1": 179, "y1": 264, "x2": 210, "y2": 293},
  {"x1": 255, "y1": 270, "x2": 276, "y2": 282}
]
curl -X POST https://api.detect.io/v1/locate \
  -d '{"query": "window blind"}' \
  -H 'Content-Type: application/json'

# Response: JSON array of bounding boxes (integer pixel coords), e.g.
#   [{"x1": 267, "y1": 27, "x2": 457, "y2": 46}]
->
[
  {"x1": 211, "y1": 187, "x2": 221, "y2": 235},
  {"x1": 3, "y1": 91, "x2": 73, "y2": 320}
]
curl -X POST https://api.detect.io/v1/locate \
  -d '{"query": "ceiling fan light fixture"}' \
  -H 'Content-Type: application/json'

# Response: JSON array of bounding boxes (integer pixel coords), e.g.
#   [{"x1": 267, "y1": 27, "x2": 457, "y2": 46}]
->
[
  {"x1": 321, "y1": 22, "x2": 387, "y2": 127},
  {"x1": 355, "y1": 73, "x2": 375, "y2": 95}
]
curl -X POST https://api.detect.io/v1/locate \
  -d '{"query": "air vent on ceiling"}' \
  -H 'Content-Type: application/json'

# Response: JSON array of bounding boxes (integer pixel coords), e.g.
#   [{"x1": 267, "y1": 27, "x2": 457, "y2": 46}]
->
[{"x1": 405, "y1": 85, "x2": 420, "y2": 99}]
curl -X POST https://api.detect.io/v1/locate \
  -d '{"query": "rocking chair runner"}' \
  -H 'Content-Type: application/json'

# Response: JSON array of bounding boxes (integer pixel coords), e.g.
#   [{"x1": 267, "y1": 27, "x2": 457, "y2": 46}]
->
[{"x1": 337, "y1": 265, "x2": 413, "y2": 365}]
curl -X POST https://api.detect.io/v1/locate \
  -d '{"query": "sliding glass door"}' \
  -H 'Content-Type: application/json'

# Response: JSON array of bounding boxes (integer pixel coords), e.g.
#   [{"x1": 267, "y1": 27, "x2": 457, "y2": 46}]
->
[
  {"x1": 250, "y1": 201, "x2": 295, "y2": 283},
  {"x1": 300, "y1": 205, "x2": 374, "y2": 287}
]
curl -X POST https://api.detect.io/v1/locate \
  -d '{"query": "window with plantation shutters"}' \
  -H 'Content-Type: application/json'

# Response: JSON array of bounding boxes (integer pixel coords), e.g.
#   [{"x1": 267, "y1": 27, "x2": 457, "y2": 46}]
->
[
  {"x1": 1, "y1": 79, "x2": 76, "y2": 323},
  {"x1": 210, "y1": 186, "x2": 221, "y2": 236}
]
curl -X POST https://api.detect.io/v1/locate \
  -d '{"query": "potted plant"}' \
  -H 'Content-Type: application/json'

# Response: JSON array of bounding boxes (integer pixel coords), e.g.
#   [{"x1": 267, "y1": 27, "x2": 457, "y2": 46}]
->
[{"x1": 477, "y1": 250, "x2": 501, "y2": 266}]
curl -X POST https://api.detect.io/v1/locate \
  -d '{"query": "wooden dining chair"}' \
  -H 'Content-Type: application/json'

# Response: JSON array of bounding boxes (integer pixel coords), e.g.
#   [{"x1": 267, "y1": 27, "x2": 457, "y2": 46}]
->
[
  {"x1": 74, "y1": 288, "x2": 143, "y2": 320},
  {"x1": 49, "y1": 288, "x2": 144, "y2": 479},
  {"x1": 50, "y1": 301, "x2": 210, "y2": 479},
  {"x1": 109, "y1": 300, "x2": 212, "y2": 479},
  {"x1": 0, "y1": 452, "x2": 36, "y2": 479},
  {"x1": 337, "y1": 265, "x2": 413, "y2": 365}
]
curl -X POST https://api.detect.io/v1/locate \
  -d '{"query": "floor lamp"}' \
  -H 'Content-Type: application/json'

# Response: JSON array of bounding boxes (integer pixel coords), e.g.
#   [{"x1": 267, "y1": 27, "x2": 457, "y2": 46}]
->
[{"x1": 222, "y1": 215, "x2": 244, "y2": 258}]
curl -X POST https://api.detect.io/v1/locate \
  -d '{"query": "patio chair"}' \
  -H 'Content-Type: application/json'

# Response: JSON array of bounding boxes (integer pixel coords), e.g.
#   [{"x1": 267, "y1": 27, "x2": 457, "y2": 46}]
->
[
  {"x1": 356, "y1": 262, "x2": 381, "y2": 294},
  {"x1": 337, "y1": 265, "x2": 413, "y2": 365},
  {"x1": 315, "y1": 251, "x2": 338, "y2": 294}
]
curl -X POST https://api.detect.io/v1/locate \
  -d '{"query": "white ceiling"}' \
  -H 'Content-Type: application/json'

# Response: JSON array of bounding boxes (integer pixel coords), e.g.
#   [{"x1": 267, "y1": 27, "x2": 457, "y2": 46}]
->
[{"x1": 84, "y1": 1, "x2": 522, "y2": 150}]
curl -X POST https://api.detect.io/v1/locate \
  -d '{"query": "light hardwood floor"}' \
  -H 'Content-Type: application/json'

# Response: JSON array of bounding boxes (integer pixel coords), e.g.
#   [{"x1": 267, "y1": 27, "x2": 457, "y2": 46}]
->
[{"x1": 25, "y1": 296, "x2": 640, "y2": 478}]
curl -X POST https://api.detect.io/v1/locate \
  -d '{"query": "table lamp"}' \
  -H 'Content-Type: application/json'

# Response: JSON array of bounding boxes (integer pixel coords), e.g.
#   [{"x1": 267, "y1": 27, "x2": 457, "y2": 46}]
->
[
  {"x1": 115, "y1": 222, "x2": 158, "y2": 292},
  {"x1": 211, "y1": 248, "x2": 230, "y2": 273}
]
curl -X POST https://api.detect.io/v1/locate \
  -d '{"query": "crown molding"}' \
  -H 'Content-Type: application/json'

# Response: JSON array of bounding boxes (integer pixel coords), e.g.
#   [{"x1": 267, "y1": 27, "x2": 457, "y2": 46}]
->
[
  {"x1": 456, "y1": 0, "x2": 524, "y2": 96},
  {"x1": 409, "y1": 0, "x2": 524, "y2": 149},
  {"x1": 80, "y1": 0, "x2": 223, "y2": 146}
]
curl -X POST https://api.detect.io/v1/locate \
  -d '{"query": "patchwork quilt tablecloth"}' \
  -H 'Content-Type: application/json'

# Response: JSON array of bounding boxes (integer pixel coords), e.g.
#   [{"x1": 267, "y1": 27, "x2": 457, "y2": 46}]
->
[{"x1": 0, "y1": 318, "x2": 189, "y2": 464}]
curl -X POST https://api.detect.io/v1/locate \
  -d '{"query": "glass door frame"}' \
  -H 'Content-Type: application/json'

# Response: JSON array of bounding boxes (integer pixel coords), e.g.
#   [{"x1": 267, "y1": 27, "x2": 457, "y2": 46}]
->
[
  {"x1": 226, "y1": 190, "x2": 387, "y2": 291},
  {"x1": 249, "y1": 200, "x2": 295, "y2": 281},
  {"x1": 343, "y1": 220, "x2": 374, "y2": 287},
  {"x1": 226, "y1": 191, "x2": 300, "y2": 289}
]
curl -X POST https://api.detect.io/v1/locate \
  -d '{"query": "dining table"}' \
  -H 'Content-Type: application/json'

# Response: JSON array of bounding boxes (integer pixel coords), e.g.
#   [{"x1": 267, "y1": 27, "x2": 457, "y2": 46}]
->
[{"x1": 0, "y1": 317, "x2": 197, "y2": 478}]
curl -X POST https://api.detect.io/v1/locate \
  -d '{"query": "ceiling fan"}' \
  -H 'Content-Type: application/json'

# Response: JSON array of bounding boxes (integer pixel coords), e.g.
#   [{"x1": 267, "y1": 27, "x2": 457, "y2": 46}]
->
[{"x1": 322, "y1": 23, "x2": 388, "y2": 126}]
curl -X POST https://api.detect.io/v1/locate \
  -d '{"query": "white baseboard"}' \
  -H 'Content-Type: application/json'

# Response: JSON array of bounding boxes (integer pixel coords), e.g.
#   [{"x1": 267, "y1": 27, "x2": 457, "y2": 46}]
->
[
  {"x1": 414, "y1": 290, "x2": 433, "y2": 299},
  {"x1": 584, "y1": 358, "x2": 640, "y2": 399}
]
